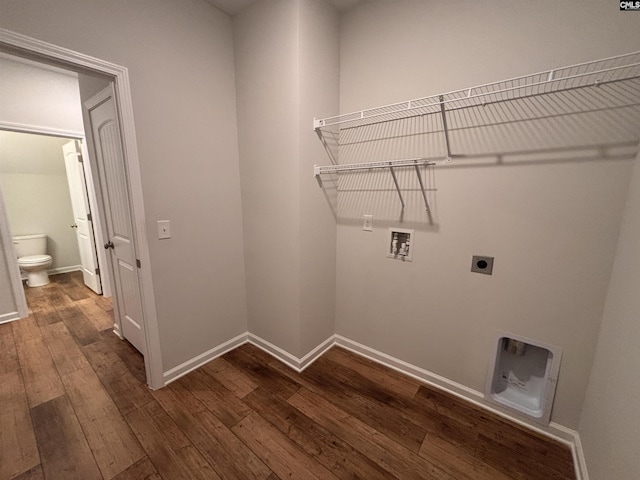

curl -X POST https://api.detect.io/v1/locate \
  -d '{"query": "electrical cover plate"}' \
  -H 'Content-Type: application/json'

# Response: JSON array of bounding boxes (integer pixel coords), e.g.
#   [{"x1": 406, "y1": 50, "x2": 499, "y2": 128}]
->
[
  {"x1": 363, "y1": 215, "x2": 373, "y2": 231},
  {"x1": 471, "y1": 255, "x2": 494, "y2": 275},
  {"x1": 157, "y1": 220, "x2": 171, "y2": 240}
]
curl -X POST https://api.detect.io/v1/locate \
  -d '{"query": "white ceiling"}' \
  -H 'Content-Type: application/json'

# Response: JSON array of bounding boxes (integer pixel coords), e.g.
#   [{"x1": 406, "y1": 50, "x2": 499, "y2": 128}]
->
[{"x1": 205, "y1": 0, "x2": 366, "y2": 16}]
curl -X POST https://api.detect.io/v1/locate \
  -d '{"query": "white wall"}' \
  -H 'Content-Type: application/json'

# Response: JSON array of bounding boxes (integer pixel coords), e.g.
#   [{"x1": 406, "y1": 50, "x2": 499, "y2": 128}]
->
[
  {"x1": 336, "y1": 0, "x2": 640, "y2": 429},
  {"x1": 579, "y1": 150, "x2": 640, "y2": 479},
  {"x1": 0, "y1": 131, "x2": 82, "y2": 271},
  {"x1": 1, "y1": 173, "x2": 80, "y2": 269},
  {"x1": 234, "y1": 0, "x2": 338, "y2": 358},
  {"x1": 0, "y1": 54, "x2": 85, "y2": 134},
  {"x1": 297, "y1": 0, "x2": 339, "y2": 354},
  {"x1": 0, "y1": 0, "x2": 248, "y2": 372},
  {"x1": 234, "y1": 0, "x2": 301, "y2": 355}
]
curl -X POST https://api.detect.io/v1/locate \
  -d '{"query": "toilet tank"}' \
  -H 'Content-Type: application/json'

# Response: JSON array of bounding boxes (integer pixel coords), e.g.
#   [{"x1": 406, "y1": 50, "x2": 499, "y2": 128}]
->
[{"x1": 13, "y1": 234, "x2": 47, "y2": 258}]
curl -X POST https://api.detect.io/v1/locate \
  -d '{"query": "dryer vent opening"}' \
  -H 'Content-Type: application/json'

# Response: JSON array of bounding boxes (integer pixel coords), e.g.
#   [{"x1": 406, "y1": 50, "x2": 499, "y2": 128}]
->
[{"x1": 485, "y1": 332, "x2": 562, "y2": 425}]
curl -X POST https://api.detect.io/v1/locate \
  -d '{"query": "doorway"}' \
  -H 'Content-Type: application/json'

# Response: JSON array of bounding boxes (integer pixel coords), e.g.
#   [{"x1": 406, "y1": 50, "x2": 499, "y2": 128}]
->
[
  {"x1": 0, "y1": 130, "x2": 104, "y2": 291},
  {"x1": 0, "y1": 28, "x2": 163, "y2": 389},
  {"x1": 0, "y1": 129, "x2": 106, "y2": 303}
]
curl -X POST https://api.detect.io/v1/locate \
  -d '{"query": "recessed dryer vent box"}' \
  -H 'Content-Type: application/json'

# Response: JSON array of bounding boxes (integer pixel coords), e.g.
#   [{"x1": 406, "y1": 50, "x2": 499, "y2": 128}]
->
[
  {"x1": 387, "y1": 227, "x2": 414, "y2": 262},
  {"x1": 485, "y1": 332, "x2": 562, "y2": 425}
]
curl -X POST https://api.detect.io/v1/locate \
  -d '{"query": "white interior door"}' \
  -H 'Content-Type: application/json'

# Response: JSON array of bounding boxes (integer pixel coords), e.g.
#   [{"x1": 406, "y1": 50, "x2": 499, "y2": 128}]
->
[
  {"x1": 62, "y1": 140, "x2": 102, "y2": 294},
  {"x1": 86, "y1": 88, "x2": 145, "y2": 355}
]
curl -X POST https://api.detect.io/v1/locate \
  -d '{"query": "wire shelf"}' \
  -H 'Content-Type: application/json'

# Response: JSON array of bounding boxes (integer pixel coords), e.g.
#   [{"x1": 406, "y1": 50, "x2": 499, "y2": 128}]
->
[
  {"x1": 313, "y1": 51, "x2": 640, "y2": 221},
  {"x1": 314, "y1": 51, "x2": 640, "y2": 131}
]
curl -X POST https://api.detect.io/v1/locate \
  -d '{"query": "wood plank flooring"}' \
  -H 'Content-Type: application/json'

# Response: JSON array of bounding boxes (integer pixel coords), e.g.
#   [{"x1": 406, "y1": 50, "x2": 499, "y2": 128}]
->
[{"x1": 0, "y1": 271, "x2": 576, "y2": 479}]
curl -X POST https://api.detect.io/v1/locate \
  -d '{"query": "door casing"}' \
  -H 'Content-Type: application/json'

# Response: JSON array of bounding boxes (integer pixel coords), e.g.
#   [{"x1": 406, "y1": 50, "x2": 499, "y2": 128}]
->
[{"x1": 0, "y1": 27, "x2": 163, "y2": 389}]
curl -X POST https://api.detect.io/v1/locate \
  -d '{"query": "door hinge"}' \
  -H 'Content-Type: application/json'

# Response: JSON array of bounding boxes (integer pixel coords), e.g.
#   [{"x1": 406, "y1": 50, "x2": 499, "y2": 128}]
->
[
  {"x1": 87, "y1": 212, "x2": 92, "y2": 222},
  {"x1": 95, "y1": 267, "x2": 100, "y2": 275},
  {"x1": 77, "y1": 154, "x2": 83, "y2": 163},
  {"x1": 136, "y1": 259, "x2": 141, "y2": 268}
]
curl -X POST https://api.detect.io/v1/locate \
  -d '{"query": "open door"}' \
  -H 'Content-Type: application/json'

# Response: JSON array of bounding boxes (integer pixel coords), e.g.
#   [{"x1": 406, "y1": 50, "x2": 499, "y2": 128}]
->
[
  {"x1": 85, "y1": 87, "x2": 146, "y2": 355},
  {"x1": 62, "y1": 140, "x2": 102, "y2": 294}
]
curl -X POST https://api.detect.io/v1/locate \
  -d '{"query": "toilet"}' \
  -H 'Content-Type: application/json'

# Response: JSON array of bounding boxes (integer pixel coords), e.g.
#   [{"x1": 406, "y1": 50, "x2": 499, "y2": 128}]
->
[{"x1": 13, "y1": 234, "x2": 53, "y2": 287}]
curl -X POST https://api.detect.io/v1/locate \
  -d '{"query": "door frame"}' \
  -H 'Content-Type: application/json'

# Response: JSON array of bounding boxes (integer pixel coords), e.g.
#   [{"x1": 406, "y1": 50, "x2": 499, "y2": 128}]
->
[{"x1": 0, "y1": 27, "x2": 163, "y2": 390}]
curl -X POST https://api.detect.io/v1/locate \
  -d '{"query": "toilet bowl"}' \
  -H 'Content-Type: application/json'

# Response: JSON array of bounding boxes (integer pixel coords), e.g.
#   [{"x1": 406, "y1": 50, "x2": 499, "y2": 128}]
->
[
  {"x1": 18, "y1": 254, "x2": 53, "y2": 287},
  {"x1": 13, "y1": 234, "x2": 53, "y2": 287}
]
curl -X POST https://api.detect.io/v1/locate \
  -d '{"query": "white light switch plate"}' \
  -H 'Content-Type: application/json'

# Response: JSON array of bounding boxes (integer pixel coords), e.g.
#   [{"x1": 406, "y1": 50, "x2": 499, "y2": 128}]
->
[
  {"x1": 363, "y1": 214, "x2": 373, "y2": 231},
  {"x1": 157, "y1": 220, "x2": 171, "y2": 239}
]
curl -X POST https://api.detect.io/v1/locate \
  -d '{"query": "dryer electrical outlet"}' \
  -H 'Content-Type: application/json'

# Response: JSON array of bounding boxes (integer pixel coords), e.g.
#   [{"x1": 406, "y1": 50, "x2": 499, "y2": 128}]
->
[{"x1": 471, "y1": 255, "x2": 494, "y2": 275}]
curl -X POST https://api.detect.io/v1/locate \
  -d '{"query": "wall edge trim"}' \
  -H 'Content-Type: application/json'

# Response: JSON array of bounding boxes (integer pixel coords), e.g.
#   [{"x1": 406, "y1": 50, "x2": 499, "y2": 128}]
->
[
  {"x1": 0, "y1": 311, "x2": 20, "y2": 324},
  {"x1": 0, "y1": 120, "x2": 84, "y2": 139},
  {"x1": 163, "y1": 332, "x2": 248, "y2": 386}
]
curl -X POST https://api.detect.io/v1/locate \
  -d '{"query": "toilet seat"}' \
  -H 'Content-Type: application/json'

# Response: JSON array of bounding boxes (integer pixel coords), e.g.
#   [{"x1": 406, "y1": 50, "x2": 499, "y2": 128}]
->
[{"x1": 18, "y1": 254, "x2": 52, "y2": 266}]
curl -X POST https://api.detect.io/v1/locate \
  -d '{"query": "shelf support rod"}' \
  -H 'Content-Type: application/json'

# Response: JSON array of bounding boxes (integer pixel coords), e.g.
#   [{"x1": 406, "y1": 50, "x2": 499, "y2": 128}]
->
[
  {"x1": 389, "y1": 166, "x2": 405, "y2": 210},
  {"x1": 315, "y1": 129, "x2": 338, "y2": 165},
  {"x1": 414, "y1": 164, "x2": 430, "y2": 212},
  {"x1": 439, "y1": 95, "x2": 453, "y2": 161}
]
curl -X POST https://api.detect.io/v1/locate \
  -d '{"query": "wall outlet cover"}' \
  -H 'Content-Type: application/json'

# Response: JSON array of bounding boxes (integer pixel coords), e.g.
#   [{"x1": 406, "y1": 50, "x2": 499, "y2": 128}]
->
[{"x1": 471, "y1": 255, "x2": 494, "y2": 275}]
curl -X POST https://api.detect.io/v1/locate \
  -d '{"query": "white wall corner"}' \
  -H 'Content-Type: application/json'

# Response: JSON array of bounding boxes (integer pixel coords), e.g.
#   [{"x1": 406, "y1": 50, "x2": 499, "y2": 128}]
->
[
  {"x1": 549, "y1": 422, "x2": 590, "y2": 480},
  {"x1": 247, "y1": 333, "x2": 335, "y2": 373},
  {"x1": 298, "y1": 335, "x2": 336, "y2": 371},
  {"x1": 162, "y1": 332, "x2": 335, "y2": 387}
]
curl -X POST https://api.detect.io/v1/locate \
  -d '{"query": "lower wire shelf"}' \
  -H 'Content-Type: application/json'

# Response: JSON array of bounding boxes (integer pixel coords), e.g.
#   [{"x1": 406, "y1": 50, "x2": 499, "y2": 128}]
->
[{"x1": 313, "y1": 157, "x2": 435, "y2": 212}]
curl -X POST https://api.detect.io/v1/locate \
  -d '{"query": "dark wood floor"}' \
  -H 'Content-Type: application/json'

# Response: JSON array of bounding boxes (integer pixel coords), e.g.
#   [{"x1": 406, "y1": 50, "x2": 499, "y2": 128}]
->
[{"x1": 0, "y1": 272, "x2": 576, "y2": 480}]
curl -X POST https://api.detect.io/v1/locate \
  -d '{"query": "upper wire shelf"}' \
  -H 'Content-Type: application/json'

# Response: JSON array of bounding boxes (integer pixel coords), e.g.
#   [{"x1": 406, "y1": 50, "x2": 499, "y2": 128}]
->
[
  {"x1": 312, "y1": 51, "x2": 640, "y2": 219},
  {"x1": 314, "y1": 51, "x2": 640, "y2": 132}
]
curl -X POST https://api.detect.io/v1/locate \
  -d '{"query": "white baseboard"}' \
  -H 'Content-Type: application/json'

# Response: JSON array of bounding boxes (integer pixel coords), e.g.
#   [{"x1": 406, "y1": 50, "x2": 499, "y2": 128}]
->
[
  {"x1": 333, "y1": 334, "x2": 588, "y2": 480},
  {"x1": 0, "y1": 311, "x2": 20, "y2": 324},
  {"x1": 334, "y1": 334, "x2": 484, "y2": 401},
  {"x1": 550, "y1": 422, "x2": 590, "y2": 480},
  {"x1": 162, "y1": 332, "x2": 334, "y2": 385},
  {"x1": 112, "y1": 322, "x2": 123, "y2": 340},
  {"x1": 19, "y1": 265, "x2": 82, "y2": 280},
  {"x1": 163, "y1": 332, "x2": 248, "y2": 384},
  {"x1": 49, "y1": 265, "x2": 82, "y2": 275},
  {"x1": 158, "y1": 331, "x2": 588, "y2": 480},
  {"x1": 247, "y1": 333, "x2": 334, "y2": 372}
]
